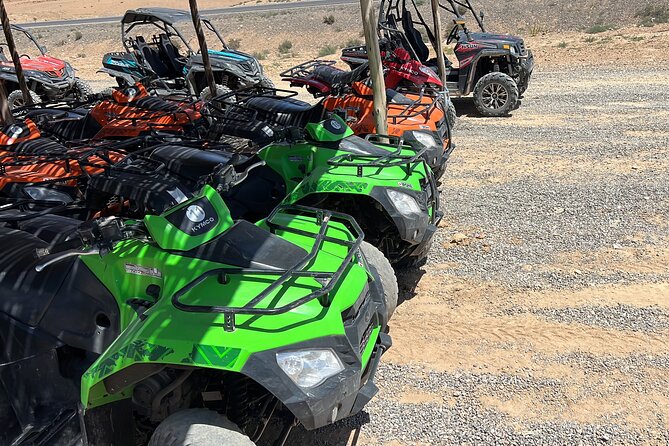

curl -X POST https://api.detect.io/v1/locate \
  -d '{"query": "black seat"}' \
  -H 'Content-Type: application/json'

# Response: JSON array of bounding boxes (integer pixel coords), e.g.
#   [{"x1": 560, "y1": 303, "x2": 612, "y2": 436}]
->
[
  {"x1": 133, "y1": 96, "x2": 184, "y2": 113},
  {"x1": 401, "y1": 10, "x2": 430, "y2": 63},
  {"x1": 17, "y1": 214, "x2": 82, "y2": 245},
  {"x1": 158, "y1": 33, "x2": 185, "y2": 76},
  {"x1": 245, "y1": 96, "x2": 323, "y2": 128},
  {"x1": 387, "y1": 14, "x2": 416, "y2": 60},
  {"x1": 135, "y1": 36, "x2": 170, "y2": 77},
  {"x1": 149, "y1": 145, "x2": 241, "y2": 184},
  {"x1": 4, "y1": 137, "x2": 69, "y2": 155},
  {"x1": 312, "y1": 62, "x2": 369, "y2": 88}
]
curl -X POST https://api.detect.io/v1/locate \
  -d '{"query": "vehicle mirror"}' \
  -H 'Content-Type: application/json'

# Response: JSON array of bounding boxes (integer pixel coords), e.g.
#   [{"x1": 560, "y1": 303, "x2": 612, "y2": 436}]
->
[
  {"x1": 480, "y1": 11, "x2": 485, "y2": 22},
  {"x1": 39, "y1": 45, "x2": 47, "y2": 53}
]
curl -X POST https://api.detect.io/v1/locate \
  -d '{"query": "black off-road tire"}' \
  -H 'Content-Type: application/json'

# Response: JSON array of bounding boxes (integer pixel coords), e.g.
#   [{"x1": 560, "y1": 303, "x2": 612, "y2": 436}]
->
[
  {"x1": 199, "y1": 84, "x2": 233, "y2": 102},
  {"x1": 473, "y1": 72, "x2": 519, "y2": 117},
  {"x1": 98, "y1": 87, "x2": 115, "y2": 98},
  {"x1": 74, "y1": 78, "x2": 94, "y2": 100},
  {"x1": 148, "y1": 409, "x2": 255, "y2": 446},
  {"x1": 445, "y1": 97, "x2": 457, "y2": 131},
  {"x1": 7, "y1": 89, "x2": 41, "y2": 110},
  {"x1": 360, "y1": 241, "x2": 398, "y2": 322},
  {"x1": 259, "y1": 76, "x2": 275, "y2": 89}
]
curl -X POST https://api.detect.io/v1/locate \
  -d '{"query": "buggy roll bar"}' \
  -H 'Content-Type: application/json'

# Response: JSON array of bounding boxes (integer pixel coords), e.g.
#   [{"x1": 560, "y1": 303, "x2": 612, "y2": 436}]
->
[{"x1": 171, "y1": 204, "x2": 364, "y2": 332}]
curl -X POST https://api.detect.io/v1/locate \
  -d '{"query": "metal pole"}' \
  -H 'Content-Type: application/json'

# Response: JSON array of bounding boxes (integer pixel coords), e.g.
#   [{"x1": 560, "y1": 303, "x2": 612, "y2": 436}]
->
[
  {"x1": 431, "y1": 0, "x2": 448, "y2": 85},
  {"x1": 0, "y1": 0, "x2": 32, "y2": 105},
  {"x1": 188, "y1": 0, "x2": 217, "y2": 97},
  {"x1": 0, "y1": 80, "x2": 13, "y2": 124},
  {"x1": 359, "y1": 0, "x2": 388, "y2": 135}
]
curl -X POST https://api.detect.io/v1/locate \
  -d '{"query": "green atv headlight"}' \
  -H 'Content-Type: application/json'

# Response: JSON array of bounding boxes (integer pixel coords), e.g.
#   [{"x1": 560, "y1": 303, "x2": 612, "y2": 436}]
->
[
  {"x1": 276, "y1": 348, "x2": 344, "y2": 388},
  {"x1": 387, "y1": 189, "x2": 422, "y2": 217}
]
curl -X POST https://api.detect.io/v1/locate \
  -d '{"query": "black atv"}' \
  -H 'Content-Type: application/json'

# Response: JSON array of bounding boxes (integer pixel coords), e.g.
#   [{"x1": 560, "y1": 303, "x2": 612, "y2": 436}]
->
[
  {"x1": 343, "y1": 0, "x2": 535, "y2": 117},
  {"x1": 0, "y1": 24, "x2": 93, "y2": 109},
  {"x1": 100, "y1": 8, "x2": 273, "y2": 99}
]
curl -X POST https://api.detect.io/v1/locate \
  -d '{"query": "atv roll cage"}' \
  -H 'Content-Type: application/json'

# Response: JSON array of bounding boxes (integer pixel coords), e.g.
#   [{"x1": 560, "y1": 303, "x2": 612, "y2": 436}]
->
[
  {"x1": 121, "y1": 8, "x2": 228, "y2": 55},
  {"x1": 0, "y1": 24, "x2": 46, "y2": 58},
  {"x1": 171, "y1": 205, "x2": 364, "y2": 331}
]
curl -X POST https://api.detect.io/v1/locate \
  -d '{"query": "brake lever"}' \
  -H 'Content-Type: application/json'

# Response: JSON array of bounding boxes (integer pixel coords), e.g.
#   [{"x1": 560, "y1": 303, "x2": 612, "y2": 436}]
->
[{"x1": 35, "y1": 248, "x2": 101, "y2": 272}]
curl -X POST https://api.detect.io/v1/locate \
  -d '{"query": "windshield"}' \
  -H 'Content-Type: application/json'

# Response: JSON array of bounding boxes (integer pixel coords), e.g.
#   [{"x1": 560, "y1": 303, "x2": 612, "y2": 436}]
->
[{"x1": 0, "y1": 27, "x2": 43, "y2": 61}]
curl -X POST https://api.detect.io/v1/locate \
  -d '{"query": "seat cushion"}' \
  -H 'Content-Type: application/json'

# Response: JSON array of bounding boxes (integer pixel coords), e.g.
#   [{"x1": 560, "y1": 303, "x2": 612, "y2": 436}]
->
[
  {"x1": 312, "y1": 62, "x2": 369, "y2": 87},
  {"x1": 149, "y1": 145, "x2": 240, "y2": 184}
]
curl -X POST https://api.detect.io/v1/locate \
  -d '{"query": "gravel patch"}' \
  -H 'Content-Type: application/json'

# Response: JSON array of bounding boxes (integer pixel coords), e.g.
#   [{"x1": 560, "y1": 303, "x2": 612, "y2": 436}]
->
[
  {"x1": 523, "y1": 304, "x2": 669, "y2": 333},
  {"x1": 279, "y1": 363, "x2": 668, "y2": 446},
  {"x1": 429, "y1": 67, "x2": 669, "y2": 290}
]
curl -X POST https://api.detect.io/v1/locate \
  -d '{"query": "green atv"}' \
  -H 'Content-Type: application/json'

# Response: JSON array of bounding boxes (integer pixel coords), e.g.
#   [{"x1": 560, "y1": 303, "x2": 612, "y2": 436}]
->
[
  {"x1": 0, "y1": 179, "x2": 393, "y2": 444},
  {"x1": 202, "y1": 91, "x2": 442, "y2": 266}
]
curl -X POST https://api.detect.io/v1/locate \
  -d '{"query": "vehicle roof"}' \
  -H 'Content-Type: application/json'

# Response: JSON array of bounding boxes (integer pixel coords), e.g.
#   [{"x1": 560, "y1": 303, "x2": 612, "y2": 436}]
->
[{"x1": 121, "y1": 8, "x2": 196, "y2": 26}]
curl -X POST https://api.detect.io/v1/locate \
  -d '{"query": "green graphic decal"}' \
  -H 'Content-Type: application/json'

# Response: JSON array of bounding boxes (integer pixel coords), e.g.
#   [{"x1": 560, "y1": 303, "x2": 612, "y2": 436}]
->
[
  {"x1": 298, "y1": 180, "x2": 368, "y2": 196},
  {"x1": 182, "y1": 345, "x2": 242, "y2": 368},
  {"x1": 85, "y1": 340, "x2": 174, "y2": 380}
]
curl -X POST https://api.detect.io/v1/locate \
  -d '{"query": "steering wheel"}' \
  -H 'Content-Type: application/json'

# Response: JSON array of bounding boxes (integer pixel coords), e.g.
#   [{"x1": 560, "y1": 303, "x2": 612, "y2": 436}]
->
[
  {"x1": 446, "y1": 25, "x2": 460, "y2": 45},
  {"x1": 20, "y1": 54, "x2": 31, "y2": 59}
]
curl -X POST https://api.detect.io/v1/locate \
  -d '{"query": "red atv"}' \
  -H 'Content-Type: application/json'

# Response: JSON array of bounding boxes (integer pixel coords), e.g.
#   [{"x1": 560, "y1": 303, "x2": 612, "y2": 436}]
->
[{"x1": 0, "y1": 24, "x2": 93, "y2": 109}]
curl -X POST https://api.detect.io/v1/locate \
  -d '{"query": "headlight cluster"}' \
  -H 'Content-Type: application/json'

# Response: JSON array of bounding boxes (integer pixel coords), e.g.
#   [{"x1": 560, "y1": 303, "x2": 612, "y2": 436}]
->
[
  {"x1": 23, "y1": 186, "x2": 74, "y2": 203},
  {"x1": 387, "y1": 189, "x2": 422, "y2": 217},
  {"x1": 276, "y1": 348, "x2": 344, "y2": 388}
]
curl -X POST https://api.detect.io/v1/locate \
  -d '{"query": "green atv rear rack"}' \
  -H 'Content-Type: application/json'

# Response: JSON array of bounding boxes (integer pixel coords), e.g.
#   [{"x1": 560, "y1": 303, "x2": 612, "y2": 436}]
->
[{"x1": 171, "y1": 204, "x2": 364, "y2": 332}]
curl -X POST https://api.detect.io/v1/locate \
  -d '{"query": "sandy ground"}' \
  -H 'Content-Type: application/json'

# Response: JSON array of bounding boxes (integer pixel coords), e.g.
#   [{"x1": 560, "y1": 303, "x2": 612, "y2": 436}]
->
[{"x1": 4, "y1": 0, "x2": 280, "y2": 23}]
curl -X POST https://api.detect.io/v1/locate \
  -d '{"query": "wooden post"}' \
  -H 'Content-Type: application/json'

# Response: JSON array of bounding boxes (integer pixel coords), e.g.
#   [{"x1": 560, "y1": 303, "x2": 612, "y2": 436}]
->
[
  {"x1": 188, "y1": 0, "x2": 217, "y2": 97},
  {"x1": 0, "y1": 80, "x2": 13, "y2": 124},
  {"x1": 359, "y1": 0, "x2": 388, "y2": 135},
  {"x1": 431, "y1": 0, "x2": 447, "y2": 85},
  {"x1": 0, "y1": 0, "x2": 32, "y2": 105}
]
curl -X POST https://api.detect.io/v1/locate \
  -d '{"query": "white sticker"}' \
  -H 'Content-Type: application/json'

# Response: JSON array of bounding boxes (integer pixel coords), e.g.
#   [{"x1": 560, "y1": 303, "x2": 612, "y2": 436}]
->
[{"x1": 125, "y1": 264, "x2": 163, "y2": 279}]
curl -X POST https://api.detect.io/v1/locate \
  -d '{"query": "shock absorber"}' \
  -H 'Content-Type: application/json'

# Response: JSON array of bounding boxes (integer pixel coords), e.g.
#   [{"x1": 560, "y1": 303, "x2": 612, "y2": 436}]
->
[{"x1": 227, "y1": 374, "x2": 250, "y2": 432}]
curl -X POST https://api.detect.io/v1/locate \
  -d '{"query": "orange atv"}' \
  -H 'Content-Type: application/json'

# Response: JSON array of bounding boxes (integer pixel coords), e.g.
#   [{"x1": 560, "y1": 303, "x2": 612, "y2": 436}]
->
[
  {"x1": 23, "y1": 83, "x2": 204, "y2": 142},
  {"x1": 281, "y1": 59, "x2": 453, "y2": 178},
  {"x1": 0, "y1": 119, "x2": 131, "y2": 207}
]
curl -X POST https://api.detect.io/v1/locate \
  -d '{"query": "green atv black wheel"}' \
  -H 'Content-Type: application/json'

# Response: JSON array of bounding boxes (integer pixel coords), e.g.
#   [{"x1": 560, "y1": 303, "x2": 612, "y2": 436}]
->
[
  {"x1": 361, "y1": 241, "x2": 398, "y2": 321},
  {"x1": 149, "y1": 409, "x2": 255, "y2": 446},
  {"x1": 473, "y1": 72, "x2": 519, "y2": 117}
]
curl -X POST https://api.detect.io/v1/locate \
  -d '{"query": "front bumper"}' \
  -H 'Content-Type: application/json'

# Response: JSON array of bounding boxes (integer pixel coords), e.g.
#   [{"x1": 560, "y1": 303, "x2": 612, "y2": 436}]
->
[
  {"x1": 517, "y1": 50, "x2": 535, "y2": 88},
  {"x1": 241, "y1": 291, "x2": 391, "y2": 430}
]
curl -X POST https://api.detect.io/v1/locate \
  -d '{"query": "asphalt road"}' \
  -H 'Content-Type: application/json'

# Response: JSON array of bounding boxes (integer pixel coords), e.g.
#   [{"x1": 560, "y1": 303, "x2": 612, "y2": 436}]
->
[{"x1": 17, "y1": 0, "x2": 358, "y2": 28}]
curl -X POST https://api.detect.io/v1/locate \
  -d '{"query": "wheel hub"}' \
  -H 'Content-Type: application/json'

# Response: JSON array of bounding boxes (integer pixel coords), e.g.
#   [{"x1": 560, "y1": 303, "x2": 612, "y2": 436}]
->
[{"x1": 481, "y1": 83, "x2": 508, "y2": 110}]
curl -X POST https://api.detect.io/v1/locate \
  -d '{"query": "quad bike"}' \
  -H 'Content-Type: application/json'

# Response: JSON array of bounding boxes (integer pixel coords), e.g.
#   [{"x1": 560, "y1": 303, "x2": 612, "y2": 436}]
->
[
  {"x1": 18, "y1": 84, "x2": 441, "y2": 265},
  {"x1": 0, "y1": 118, "x2": 138, "y2": 203},
  {"x1": 204, "y1": 91, "x2": 441, "y2": 265},
  {"x1": 361, "y1": 0, "x2": 535, "y2": 116},
  {"x1": 23, "y1": 83, "x2": 204, "y2": 141},
  {"x1": 0, "y1": 24, "x2": 94, "y2": 109},
  {"x1": 0, "y1": 168, "x2": 394, "y2": 445},
  {"x1": 280, "y1": 59, "x2": 453, "y2": 178},
  {"x1": 100, "y1": 8, "x2": 273, "y2": 99}
]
